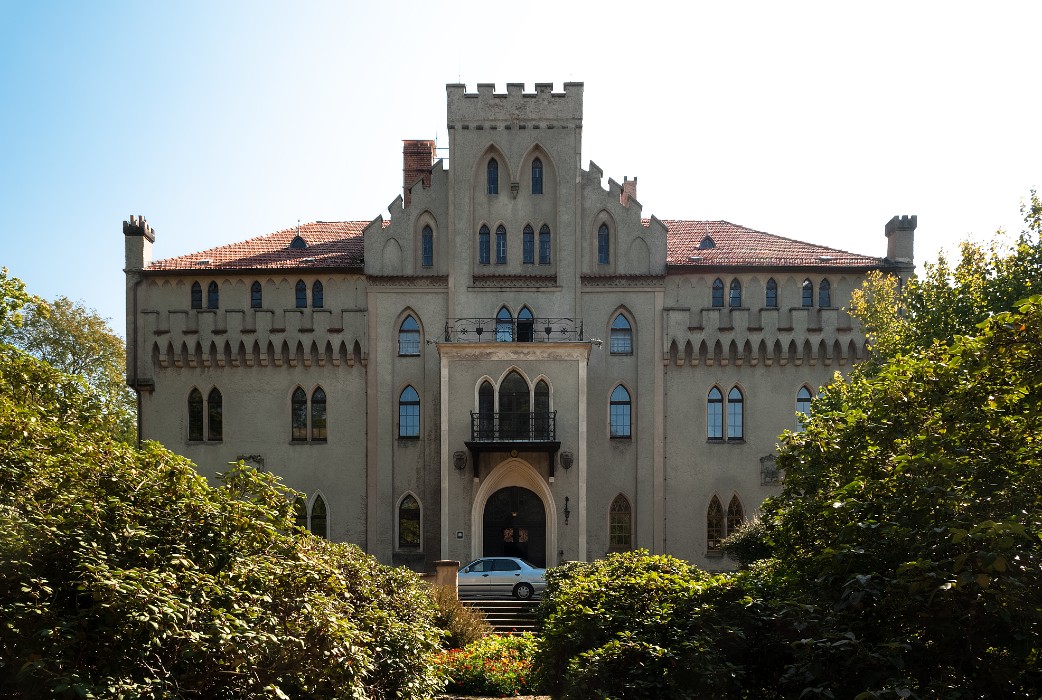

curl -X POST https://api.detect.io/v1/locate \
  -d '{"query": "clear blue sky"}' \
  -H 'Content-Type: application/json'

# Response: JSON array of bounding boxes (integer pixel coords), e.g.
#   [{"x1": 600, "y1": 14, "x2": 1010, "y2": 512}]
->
[{"x1": 3, "y1": 1, "x2": 1040, "y2": 338}]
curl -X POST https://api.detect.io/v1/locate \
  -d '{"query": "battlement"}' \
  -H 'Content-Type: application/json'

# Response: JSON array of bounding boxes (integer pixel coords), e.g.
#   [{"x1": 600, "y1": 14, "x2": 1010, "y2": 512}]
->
[
  {"x1": 446, "y1": 82, "x2": 583, "y2": 126},
  {"x1": 885, "y1": 214, "x2": 917, "y2": 235},
  {"x1": 123, "y1": 214, "x2": 155, "y2": 242}
]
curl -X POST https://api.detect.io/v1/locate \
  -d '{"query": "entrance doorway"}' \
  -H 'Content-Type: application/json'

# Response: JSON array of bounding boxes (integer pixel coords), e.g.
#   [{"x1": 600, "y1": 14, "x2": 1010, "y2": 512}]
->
[{"x1": 482, "y1": 486, "x2": 546, "y2": 567}]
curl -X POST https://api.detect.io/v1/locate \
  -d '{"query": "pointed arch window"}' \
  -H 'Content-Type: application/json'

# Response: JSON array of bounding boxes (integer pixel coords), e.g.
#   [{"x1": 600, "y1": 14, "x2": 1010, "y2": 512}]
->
[
  {"x1": 188, "y1": 388, "x2": 204, "y2": 441},
  {"x1": 250, "y1": 281, "x2": 262, "y2": 309},
  {"x1": 796, "y1": 386, "x2": 813, "y2": 431},
  {"x1": 610, "y1": 314, "x2": 633, "y2": 355},
  {"x1": 478, "y1": 381, "x2": 495, "y2": 440},
  {"x1": 487, "y1": 158, "x2": 499, "y2": 195},
  {"x1": 496, "y1": 307, "x2": 513, "y2": 342},
  {"x1": 478, "y1": 225, "x2": 491, "y2": 265},
  {"x1": 727, "y1": 387, "x2": 744, "y2": 440},
  {"x1": 729, "y1": 279, "x2": 742, "y2": 307},
  {"x1": 534, "y1": 379, "x2": 550, "y2": 440},
  {"x1": 765, "y1": 278, "x2": 778, "y2": 308},
  {"x1": 190, "y1": 282, "x2": 202, "y2": 309},
  {"x1": 310, "y1": 495, "x2": 327, "y2": 539},
  {"x1": 517, "y1": 307, "x2": 534, "y2": 343},
  {"x1": 495, "y1": 225, "x2": 507, "y2": 264},
  {"x1": 399, "y1": 315, "x2": 420, "y2": 356},
  {"x1": 707, "y1": 387, "x2": 723, "y2": 440},
  {"x1": 523, "y1": 225, "x2": 535, "y2": 264},
  {"x1": 421, "y1": 225, "x2": 433, "y2": 267},
  {"x1": 206, "y1": 281, "x2": 219, "y2": 309},
  {"x1": 295, "y1": 280, "x2": 307, "y2": 308},
  {"x1": 206, "y1": 388, "x2": 223, "y2": 442},
  {"x1": 727, "y1": 496, "x2": 745, "y2": 535},
  {"x1": 707, "y1": 496, "x2": 724, "y2": 551},
  {"x1": 609, "y1": 494, "x2": 632, "y2": 551},
  {"x1": 312, "y1": 281, "x2": 324, "y2": 309},
  {"x1": 802, "y1": 279, "x2": 814, "y2": 307},
  {"x1": 499, "y1": 371, "x2": 530, "y2": 439},
  {"x1": 311, "y1": 387, "x2": 327, "y2": 441},
  {"x1": 818, "y1": 279, "x2": 831, "y2": 308},
  {"x1": 399, "y1": 386, "x2": 420, "y2": 438},
  {"x1": 531, "y1": 157, "x2": 543, "y2": 194},
  {"x1": 398, "y1": 494, "x2": 421, "y2": 549},
  {"x1": 539, "y1": 225, "x2": 551, "y2": 264},
  {"x1": 712, "y1": 279, "x2": 725, "y2": 307},
  {"x1": 293, "y1": 496, "x2": 308, "y2": 531},
  {"x1": 610, "y1": 385, "x2": 632, "y2": 439},
  {"x1": 597, "y1": 223, "x2": 610, "y2": 264},
  {"x1": 291, "y1": 387, "x2": 308, "y2": 442}
]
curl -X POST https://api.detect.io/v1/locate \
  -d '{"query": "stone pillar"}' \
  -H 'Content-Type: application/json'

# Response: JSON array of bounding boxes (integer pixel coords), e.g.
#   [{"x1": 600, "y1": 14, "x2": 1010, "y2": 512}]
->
[{"x1": 434, "y1": 560, "x2": 460, "y2": 598}]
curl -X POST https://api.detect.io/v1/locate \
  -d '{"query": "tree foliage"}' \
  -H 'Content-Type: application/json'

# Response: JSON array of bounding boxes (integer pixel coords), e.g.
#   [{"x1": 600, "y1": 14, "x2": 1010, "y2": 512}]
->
[
  {"x1": 763, "y1": 296, "x2": 1042, "y2": 697},
  {"x1": 851, "y1": 190, "x2": 1042, "y2": 368},
  {"x1": 0, "y1": 339, "x2": 443, "y2": 698}
]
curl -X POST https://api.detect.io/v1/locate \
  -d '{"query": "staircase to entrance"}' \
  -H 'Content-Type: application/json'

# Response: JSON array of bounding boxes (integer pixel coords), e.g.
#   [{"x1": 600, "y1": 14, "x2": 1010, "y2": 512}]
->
[{"x1": 463, "y1": 598, "x2": 540, "y2": 635}]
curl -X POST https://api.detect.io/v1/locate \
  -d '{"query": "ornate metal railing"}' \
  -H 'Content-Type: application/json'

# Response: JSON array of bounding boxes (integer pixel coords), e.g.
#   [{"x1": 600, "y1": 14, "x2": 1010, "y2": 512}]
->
[
  {"x1": 470, "y1": 411, "x2": 557, "y2": 442},
  {"x1": 444, "y1": 318, "x2": 583, "y2": 343}
]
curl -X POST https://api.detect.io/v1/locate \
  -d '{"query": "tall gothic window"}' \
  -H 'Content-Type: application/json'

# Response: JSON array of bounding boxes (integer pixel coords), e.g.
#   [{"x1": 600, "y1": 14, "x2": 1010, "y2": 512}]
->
[
  {"x1": 206, "y1": 281, "x2": 219, "y2": 309},
  {"x1": 517, "y1": 307, "x2": 534, "y2": 343},
  {"x1": 399, "y1": 386, "x2": 420, "y2": 438},
  {"x1": 765, "y1": 278, "x2": 778, "y2": 308},
  {"x1": 531, "y1": 157, "x2": 543, "y2": 194},
  {"x1": 534, "y1": 379, "x2": 550, "y2": 439},
  {"x1": 712, "y1": 279, "x2": 724, "y2": 307},
  {"x1": 729, "y1": 279, "x2": 742, "y2": 307},
  {"x1": 495, "y1": 225, "x2": 507, "y2": 264},
  {"x1": 610, "y1": 385, "x2": 632, "y2": 439},
  {"x1": 399, "y1": 315, "x2": 420, "y2": 356},
  {"x1": 707, "y1": 387, "x2": 723, "y2": 440},
  {"x1": 727, "y1": 387, "x2": 744, "y2": 440},
  {"x1": 496, "y1": 307, "x2": 513, "y2": 342},
  {"x1": 796, "y1": 386, "x2": 813, "y2": 431},
  {"x1": 188, "y1": 387, "x2": 222, "y2": 442},
  {"x1": 818, "y1": 279, "x2": 832, "y2": 308},
  {"x1": 206, "y1": 388, "x2": 223, "y2": 442},
  {"x1": 310, "y1": 495, "x2": 327, "y2": 538},
  {"x1": 523, "y1": 225, "x2": 535, "y2": 264},
  {"x1": 478, "y1": 225, "x2": 490, "y2": 265},
  {"x1": 398, "y1": 495, "x2": 421, "y2": 549},
  {"x1": 487, "y1": 158, "x2": 499, "y2": 195},
  {"x1": 421, "y1": 225, "x2": 433, "y2": 267},
  {"x1": 802, "y1": 279, "x2": 814, "y2": 307},
  {"x1": 539, "y1": 225, "x2": 551, "y2": 264},
  {"x1": 609, "y1": 494, "x2": 632, "y2": 551},
  {"x1": 312, "y1": 281, "x2": 324, "y2": 309},
  {"x1": 707, "y1": 496, "x2": 724, "y2": 551},
  {"x1": 478, "y1": 381, "x2": 495, "y2": 440},
  {"x1": 250, "y1": 281, "x2": 262, "y2": 309},
  {"x1": 610, "y1": 314, "x2": 632, "y2": 355},
  {"x1": 597, "y1": 223, "x2": 610, "y2": 264},
  {"x1": 188, "y1": 388, "x2": 204, "y2": 441},
  {"x1": 190, "y1": 282, "x2": 202, "y2": 309},
  {"x1": 291, "y1": 387, "x2": 308, "y2": 442},
  {"x1": 311, "y1": 387, "x2": 327, "y2": 441},
  {"x1": 295, "y1": 280, "x2": 307, "y2": 308}
]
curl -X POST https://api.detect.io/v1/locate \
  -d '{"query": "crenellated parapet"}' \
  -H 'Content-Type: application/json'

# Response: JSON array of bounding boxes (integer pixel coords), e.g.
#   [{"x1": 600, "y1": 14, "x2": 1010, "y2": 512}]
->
[
  {"x1": 446, "y1": 82, "x2": 583, "y2": 128},
  {"x1": 581, "y1": 162, "x2": 667, "y2": 277}
]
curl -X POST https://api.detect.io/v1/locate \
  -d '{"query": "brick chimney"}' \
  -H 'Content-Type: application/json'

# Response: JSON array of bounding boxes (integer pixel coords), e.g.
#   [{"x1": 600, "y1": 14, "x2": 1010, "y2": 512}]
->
[
  {"x1": 403, "y1": 140, "x2": 437, "y2": 207},
  {"x1": 621, "y1": 176, "x2": 638, "y2": 206}
]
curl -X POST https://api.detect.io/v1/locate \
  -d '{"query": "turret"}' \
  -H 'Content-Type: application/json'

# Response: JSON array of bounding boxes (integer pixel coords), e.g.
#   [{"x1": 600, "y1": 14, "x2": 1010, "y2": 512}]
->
[
  {"x1": 884, "y1": 214, "x2": 916, "y2": 282},
  {"x1": 123, "y1": 214, "x2": 154, "y2": 271}
]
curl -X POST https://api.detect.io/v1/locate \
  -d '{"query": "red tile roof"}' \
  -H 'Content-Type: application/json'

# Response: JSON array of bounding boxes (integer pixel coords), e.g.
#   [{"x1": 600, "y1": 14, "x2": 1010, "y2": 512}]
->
[
  {"x1": 148, "y1": 219, "x2": 882, "y2": 272},
  {"x1": 147, "y1": 221, "x2": 372, "y2": 271},
  {"x1": 660, "y1": 220, "x2": 883, "y2": 269}
]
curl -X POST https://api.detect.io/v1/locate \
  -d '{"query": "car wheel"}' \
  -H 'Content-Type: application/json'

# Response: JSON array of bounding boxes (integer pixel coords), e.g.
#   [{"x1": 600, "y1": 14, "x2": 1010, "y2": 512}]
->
[{"x1": 514, "y1": 582, "x2": 534, "y2": 600}]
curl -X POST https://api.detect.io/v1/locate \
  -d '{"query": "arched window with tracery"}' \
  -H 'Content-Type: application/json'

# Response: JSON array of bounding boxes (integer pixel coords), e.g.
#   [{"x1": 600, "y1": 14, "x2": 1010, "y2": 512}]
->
[
  {"x1": 291, "y1": 387, "x2": 308, "y2": 441},
  {"x1": 188, "y1": 388, "x2": 204, "y2": 441},
  {"x1": 399, "y1": 386, "x2": 420, "y2": 438},
  {"x1": 311, "y1": 387, "x2": 326, "y2": 441},
  {"x1": 765, "y1": 278, "x2": 778, "y2": 308},
  {"x1": 517, "y1": 307, "x2": 534, "y2": 343},
  {"x1": 206, "y1": 388, "x2": 223, "y2": 442},
  {"x1": 729, "y1": 279, "x2": 742, "y2": 307},
  {"x1": 312, "y1": 281, "x2": 324, "y2": 309},
  {"x1": 707, "y1": 496, "x2": 724, "y2": 551},
  {"x1": 310, "y1": 495, "x2": 327, "y2": 539},
  {"x1": 295, "y1": 280, "x2": 307, "y2": 308},
  {"x1": 539, "y1": 224, "x2": 551, "y2": 264},
  {"x1": 190, "y1": 282, "x2": 202, "y2": 310},
  {"x1": 610, "y1": 314, "x2": 632, "y2": 355},
  {"x1": 534, "y1": 379, "x2": 550, "y2": 439},
  {"x1": 609, "y1": 494, "x2": 632, "y2": 552},
  {"x1": 707, "y1": 387, "x2": 723, "y2": 440},
  {"x1": 818, "y1": 279, "x2": 831, "y2": 308},
  {"x1": 499, "y1": 371, "x2": 530, "y2": 439},
  {"x1": 727, "y1": 495, "x2": 745, "y2": 534},
  {"x1": 531, "y1": 157, "x2": 543, "y2": 194},
  {"x1": 796, "y1": 386, "x2": 813, "y2": 431},
  {"x1": 478, "y1": 225, "x2": 491, "y2": 265},
  {"x1": 487, "y1": 158, "x2": 499, "y2": 195},
  {"x1": 712, "y1": 279, "x2": 724, "y2": 307},
  {"x1": 478, "y1": 381, "x2": 495, "y2": 440},
  {"x1": 398, "y1": 494, "x2": 421, "y2": 549},
  {"x1": 421, "y1": 225, "x2": 433, "y2": 267},
  {"x1": 207, "y1": 281, "x2": 219, "y2": 309},
  {"x1": 802, "y1": 279, "x2": 814, "y2": 307},
  {"x1": 250, "y1": 281, "x2": 262, "y2": 309},
  {"x1": 610, "y1": 385, "x2": 632, "y2": 438},
  {"x1": 495, "y1": 225, "x2": 507, "y2": 264},
  {"x1": 597, "y1": 223, "x2": 610, "y2": 264},
  {"x1": 727, "y1": 387, "x2": 744, "y2": 440},
  {"x1": 496, "y1": 307, "x2": 513, "y2": 342},
  {"x1": 523, "y1": 224, "x2": 535, "y2": 264},
  {"x1": 399, "y1": 315, "x2": 420, "y2": 356}
]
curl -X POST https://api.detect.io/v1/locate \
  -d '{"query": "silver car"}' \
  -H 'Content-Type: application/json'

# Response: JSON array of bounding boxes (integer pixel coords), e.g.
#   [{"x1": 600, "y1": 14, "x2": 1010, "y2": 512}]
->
[{"x1": 458, "y1": 557, "x2": 547, "y2": 600}]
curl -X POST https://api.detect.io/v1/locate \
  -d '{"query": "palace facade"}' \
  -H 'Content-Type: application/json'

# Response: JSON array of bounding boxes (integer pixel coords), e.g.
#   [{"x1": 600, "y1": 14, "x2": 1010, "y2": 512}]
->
[{"x1": 124, "y1": 83, "x2": 915, "y2": 571}]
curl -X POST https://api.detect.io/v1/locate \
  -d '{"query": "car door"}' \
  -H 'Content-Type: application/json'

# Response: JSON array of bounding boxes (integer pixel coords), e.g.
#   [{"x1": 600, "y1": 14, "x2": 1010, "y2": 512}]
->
[
  {"x1": 489, "y1": 558, "x2": 522, "y2": 596},
  {"x1": 458, "y1": 558, "x2": 492, "y2": 597}
]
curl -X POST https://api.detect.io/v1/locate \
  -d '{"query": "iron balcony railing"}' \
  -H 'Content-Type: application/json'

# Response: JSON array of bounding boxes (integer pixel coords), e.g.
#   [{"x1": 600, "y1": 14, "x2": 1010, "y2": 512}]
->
[
  {"x1": 470, "y1": 411, "x2": 557, "y2": 442},
  {"x1": 444, "y1": 317, "x2": 583, "y2": 343}
]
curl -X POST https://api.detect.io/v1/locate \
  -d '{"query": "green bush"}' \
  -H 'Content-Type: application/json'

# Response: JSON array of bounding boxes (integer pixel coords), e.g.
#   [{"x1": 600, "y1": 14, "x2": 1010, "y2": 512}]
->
[
  {"x1": 438, "y1": 633, "x2": 537, "y2": 696},
  {"x1": 430, "y1": 584, "x2": 492, "y2": 649},
  {"x1": 720, "y1": 516, "x2": 772, "y2": 568},
  {"x1": 0, "y1": 341, "x2": 443, "y2": 699},
  {"x1": 534, "y1": 551, "x2": 781, "y2": 699}
]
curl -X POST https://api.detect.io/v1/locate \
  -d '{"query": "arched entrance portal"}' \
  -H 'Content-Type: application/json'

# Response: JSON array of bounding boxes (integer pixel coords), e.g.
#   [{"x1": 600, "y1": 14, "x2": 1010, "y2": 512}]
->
[{"x1": 483, "y1": 486, "x2": 547, "y2": 566}]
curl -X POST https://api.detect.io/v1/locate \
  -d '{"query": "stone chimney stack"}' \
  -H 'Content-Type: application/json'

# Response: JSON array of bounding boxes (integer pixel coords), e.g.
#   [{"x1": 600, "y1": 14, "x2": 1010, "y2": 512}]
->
[
  {"x1": 621, "y1": 176, "x2": 638, "y2": 206},
  {"x1": 884, "y1": 214, "x2": 916, "y2": 282},
  {"x1": 123, "y1": 214, "x2": 155, "y2": 271},
  {"x1": 403, "y1": 140, "x2": 437, "y2": 208}
]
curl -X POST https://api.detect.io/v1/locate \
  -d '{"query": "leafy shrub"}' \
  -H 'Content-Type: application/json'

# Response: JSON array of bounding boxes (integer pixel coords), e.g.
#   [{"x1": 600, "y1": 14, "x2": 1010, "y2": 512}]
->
[
  {"x1": 534, "y1": 551, "x2": 781, "y2": 699},
  {"x1": 720, "y1": 516, "x2": 772, "y2": 567},
  {"x1": 0, "y1": 341, "x2": 443, "y2": 699},
  {"x1": 430, "y1": 583, "x2": 492, "y2": 649},
  {"x1": 438, "y1": 633, "x2": 537, "y2": 696}
]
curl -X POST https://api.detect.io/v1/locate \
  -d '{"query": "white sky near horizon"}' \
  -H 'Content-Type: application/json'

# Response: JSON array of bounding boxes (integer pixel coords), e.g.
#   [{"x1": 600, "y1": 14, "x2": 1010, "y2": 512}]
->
[{"x1": 2, "y1": 1, "x2": 1039, "y2": 339}]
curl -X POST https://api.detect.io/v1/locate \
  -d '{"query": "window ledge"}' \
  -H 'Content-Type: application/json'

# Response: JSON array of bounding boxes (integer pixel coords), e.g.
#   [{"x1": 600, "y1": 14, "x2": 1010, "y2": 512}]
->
[{"x1": 397, "y1": 436, "x2": 420, "y2": 441}]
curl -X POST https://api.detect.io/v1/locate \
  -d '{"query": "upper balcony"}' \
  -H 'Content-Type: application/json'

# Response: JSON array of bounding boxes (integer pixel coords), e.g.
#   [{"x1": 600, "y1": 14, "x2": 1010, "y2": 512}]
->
[
  {"x1": 465, "y1": 410, "x2": 562, "y2": 478},
  {"x1": 443, "y1": 317, "x2": 583, "y2": 343}
]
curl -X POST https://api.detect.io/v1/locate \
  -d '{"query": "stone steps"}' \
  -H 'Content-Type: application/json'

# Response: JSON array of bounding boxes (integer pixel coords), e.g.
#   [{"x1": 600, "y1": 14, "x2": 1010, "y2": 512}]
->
[{"x1": 463, "y1": 597, "x2": 540, "y2": 635}]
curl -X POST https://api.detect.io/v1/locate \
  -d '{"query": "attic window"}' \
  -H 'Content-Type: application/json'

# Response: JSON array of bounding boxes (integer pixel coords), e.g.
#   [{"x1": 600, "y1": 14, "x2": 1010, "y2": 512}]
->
[
  {"x1": 817, "y1": 255, "x2": 834, "y2": 262},
  {"x1": 290, "y1": 235, "x2": 308, "y2": 250},
  {"x1": 302, "y1": 257, "x2": 316, "y2": 263},
  {"x1": 698, "y1": 236, "x2": 716, "y2": 250},
  {"x1": 688, "y1": 255, "x2": 703, "y2": 262},
  {"x1": 195, "y1": 259, "x2": 211, "y2": 266}
]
